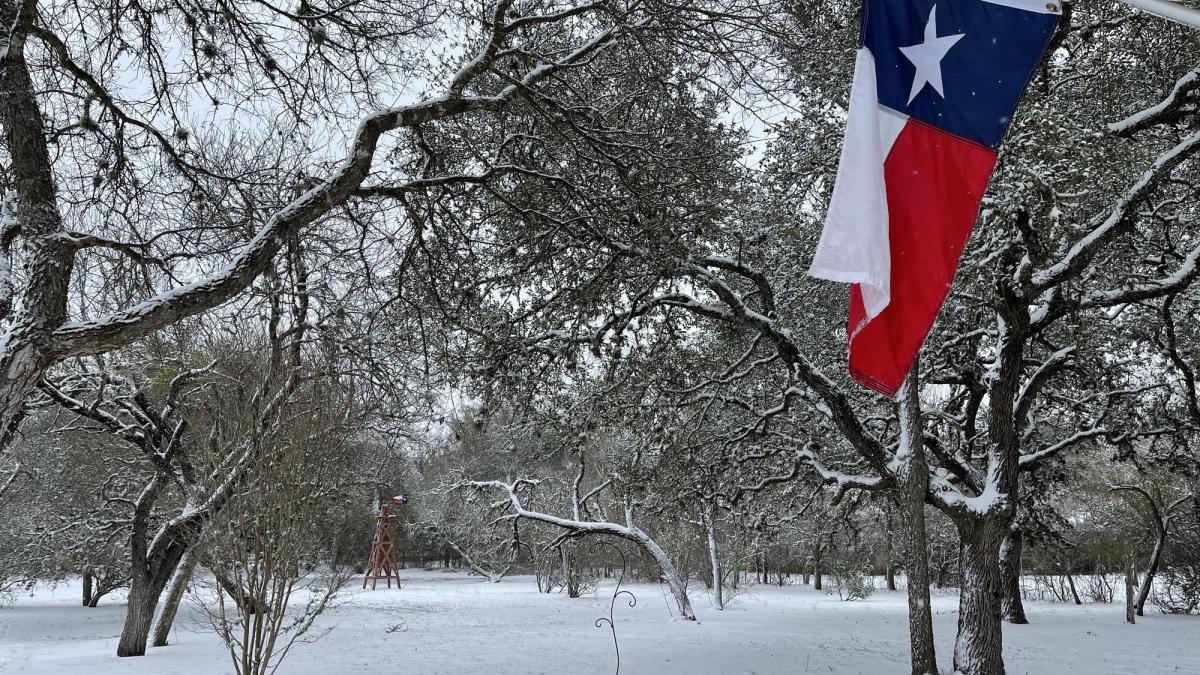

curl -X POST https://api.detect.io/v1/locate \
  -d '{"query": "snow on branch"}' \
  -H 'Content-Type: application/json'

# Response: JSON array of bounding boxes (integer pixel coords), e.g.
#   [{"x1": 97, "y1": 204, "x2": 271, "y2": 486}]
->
[
  {"x1": 1015, "y1": 346, "x2": 1076, "y2": 430},
  {"x1": 795, "y1": 442, "x2": 886, "y2": 505},
  {"x1": 0, "y1": 461, "x2": 29, "y2": 500},
  {"x1": 922, "y1": 433, "x2": 984, "y2": 493},
  {"x1": 1030, "y1": 128, "x2": 1200, "y2": 292},
  {"x1": 1078, "y1": 241, "x2": 1200, "y2": 309},
  {"x1": 1019, "y1": 382, "x2": 1172, "y2": 470},
  {"x1": 49, "y1": 9, "x2": 633, "y2": 358},
  {"x1": 39, "y1": 377, "x2": 149, "y2": 450},
  {"x1": 465, "y1": 479, "x2": 636, "y2": 536},
  {"x1": 667, "y1": 259, "x2": 895, "y2": 475},
  {"x1": 1018, "y1": 427, "x2": 1107, "y2": 470},
  {"x1": 0, "y1": 0, "x2": 37, "y2": 69},
  {"x1": 930, "y1": 476, "x2": 1007, "y2": 518},
  {"x1": 1108, "y1": 63, "x2": 1200, "y2": 136},
  {"x1": 463, "y1": 477, "x2": 697, "y2": 620},
  {"x1": 727, "y1": 457, "x2": 804, "y2": 505}
]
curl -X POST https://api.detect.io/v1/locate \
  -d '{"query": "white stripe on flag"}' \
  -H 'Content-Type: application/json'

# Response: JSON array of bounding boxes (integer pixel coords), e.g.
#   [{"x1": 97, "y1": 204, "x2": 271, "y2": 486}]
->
[
  {"x1": 809, "y1": 48, "x2": 906, "y2": 322},
  {"x1": 877, "y1": 105, "x2": 907, "y2": 160}
]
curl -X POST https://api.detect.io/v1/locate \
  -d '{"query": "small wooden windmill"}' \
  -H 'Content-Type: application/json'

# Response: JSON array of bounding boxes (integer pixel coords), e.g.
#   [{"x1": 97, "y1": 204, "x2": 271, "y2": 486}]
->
[{"x1": 362, "y1": 496, "x2": 407, "y2": 590}]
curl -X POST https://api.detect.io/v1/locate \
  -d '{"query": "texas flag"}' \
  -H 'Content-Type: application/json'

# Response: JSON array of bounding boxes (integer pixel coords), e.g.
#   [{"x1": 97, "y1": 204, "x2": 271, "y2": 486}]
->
[{"x1": 809, "y1": 0, "x2": 1060, "y2": 396}]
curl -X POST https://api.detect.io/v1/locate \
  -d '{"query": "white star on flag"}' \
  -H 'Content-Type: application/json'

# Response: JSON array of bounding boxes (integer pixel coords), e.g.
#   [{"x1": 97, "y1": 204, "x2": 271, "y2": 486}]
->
[{"x1": 899, "y1": 5, "x2": 965, "y2": 104}]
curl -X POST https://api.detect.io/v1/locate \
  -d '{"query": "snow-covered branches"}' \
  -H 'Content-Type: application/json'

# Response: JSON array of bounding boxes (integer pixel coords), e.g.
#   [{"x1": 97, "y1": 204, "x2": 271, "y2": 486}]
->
[
  {"x1": 463, "y1": 477, "x2": 697, "y2": 620},
  {"x1": 1028, "y1": 128, "x2": 1200, "y2": 298},
  {"x1": 0, "y1": 461, "x2": 27, "y2": 500},
  {"x1": 1109, "y1": 63, "x2": 1200, "y2": 136}
]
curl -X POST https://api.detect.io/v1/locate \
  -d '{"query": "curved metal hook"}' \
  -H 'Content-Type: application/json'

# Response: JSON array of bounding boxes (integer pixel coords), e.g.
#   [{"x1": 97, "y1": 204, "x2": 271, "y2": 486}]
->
[{"x1": 586, "y1": 539, "x2": 637, "y2": 675}]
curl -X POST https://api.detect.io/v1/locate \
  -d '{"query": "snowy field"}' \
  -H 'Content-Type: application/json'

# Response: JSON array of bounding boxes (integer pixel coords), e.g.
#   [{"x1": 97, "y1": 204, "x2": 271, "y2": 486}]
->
[{"x1": 2, "y1": 569, "x2": 1198, "y2": 675}]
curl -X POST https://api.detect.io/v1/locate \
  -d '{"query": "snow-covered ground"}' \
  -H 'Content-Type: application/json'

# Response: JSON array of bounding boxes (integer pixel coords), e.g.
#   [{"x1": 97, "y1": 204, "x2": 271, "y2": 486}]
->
[{"x1": 2, "y1": 569, "x2": 1198, "y2": 674}]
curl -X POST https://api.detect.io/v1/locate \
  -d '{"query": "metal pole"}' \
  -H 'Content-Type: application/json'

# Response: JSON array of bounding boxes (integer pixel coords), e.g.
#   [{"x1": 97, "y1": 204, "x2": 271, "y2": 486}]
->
[{"x1": 1117, "y1": 0, "x2": 1200, "y2": 28}]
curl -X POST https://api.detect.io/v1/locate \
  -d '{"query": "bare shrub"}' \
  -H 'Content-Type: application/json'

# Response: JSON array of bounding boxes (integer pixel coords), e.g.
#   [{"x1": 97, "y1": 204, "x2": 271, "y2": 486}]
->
[{"x1": 201, "y1": 398, "x2": 353, "y2": 675}]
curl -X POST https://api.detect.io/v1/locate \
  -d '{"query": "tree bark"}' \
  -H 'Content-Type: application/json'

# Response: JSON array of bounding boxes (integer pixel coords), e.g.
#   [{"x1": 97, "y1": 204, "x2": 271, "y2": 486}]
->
[
  {"x1": 1135, "y1": 536, "x2": 1164, "y2": 617},
  {"x1": 82, "y1": 570, "x2": 93, "y2": 607},
  {"x1": 117, "y1": 479, "x2": 197, "y2": 656},
  {"x1": 560, "y1": 543, "x2": 581, "y2": 598},
  {"x1": 0, "y1": 0, "x2": 74, "y2": 441},
  {"x1": 151, "y1": 542, "x2": 203, "y2": 647},
  {"x1": 952, "y1": 517, "x2": 1007, "y2": 675},
  {"x1": 210, "y1": 563, "x2": 267, "y2": 614},
  {"x1": 812, "y1": 538, "x2": 822, "y2": 592},
  {"x1": 999, "y1": 522, "x2": 1029, "y2": 624},
  {"x1": 635, "y1": 530, "x2": 694, "y2": 620},
  {"x1": 885, "y1": 512, "x2": 898, "y2": 592},
  {"x1": 1124, "y1": 554, "x2": 1137, "y2": 624},
  {"x1": 702, "y1": 502, "x2": 724, "y2": 610},
  {"x1": 896, "y1": 367, "x2": 938, "y2": 675},
  {"x1": 118, "y1": 572, "x2": 160, "y2": 658},
  {"x1": 118, "y1": 544, "x2": 194, "y2": 656},
  {"x1": 1065, "y1": 571, "x2": 1082, "y2": 605}
]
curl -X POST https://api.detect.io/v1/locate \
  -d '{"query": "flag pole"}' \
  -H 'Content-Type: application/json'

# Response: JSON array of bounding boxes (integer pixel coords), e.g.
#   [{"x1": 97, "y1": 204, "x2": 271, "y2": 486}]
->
[{"x1": 1116, "y1": 0, "x2": 1200, "y2": 28}]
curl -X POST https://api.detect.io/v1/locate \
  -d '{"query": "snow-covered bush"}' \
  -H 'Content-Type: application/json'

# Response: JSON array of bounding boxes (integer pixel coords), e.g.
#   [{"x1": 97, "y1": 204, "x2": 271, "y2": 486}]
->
[
  {"x1": 828, "y1": 568, "x2": 875, "y2": 602},
  {"x1": 1081, "y1": 574, "x2": 1116, "y2": 604},
  {"x1": 1155, "y1": 565, "x2": 1200, "y2": 615},
  {"x1": 1155, "y1": 518, "x2": 1200, "y2": 615}
]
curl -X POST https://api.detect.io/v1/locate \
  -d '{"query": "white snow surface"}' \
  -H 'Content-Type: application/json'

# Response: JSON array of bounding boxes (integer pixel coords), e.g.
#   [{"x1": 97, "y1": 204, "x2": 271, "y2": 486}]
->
[{"x1": 2, "y1": 569, "x2": 1198, "y2": 674}]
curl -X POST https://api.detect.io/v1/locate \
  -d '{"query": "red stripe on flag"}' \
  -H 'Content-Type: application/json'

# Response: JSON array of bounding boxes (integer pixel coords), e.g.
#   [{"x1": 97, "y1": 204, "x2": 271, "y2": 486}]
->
[{"x1": 848, "y1": 120, "x2": 996, "y2": 397}]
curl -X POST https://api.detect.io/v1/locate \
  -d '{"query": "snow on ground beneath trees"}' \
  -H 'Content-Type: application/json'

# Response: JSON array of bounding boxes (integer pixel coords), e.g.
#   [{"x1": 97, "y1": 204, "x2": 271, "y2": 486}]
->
[{"x1": 2, "y1": 569, "x2": 1198, "y2": 674}]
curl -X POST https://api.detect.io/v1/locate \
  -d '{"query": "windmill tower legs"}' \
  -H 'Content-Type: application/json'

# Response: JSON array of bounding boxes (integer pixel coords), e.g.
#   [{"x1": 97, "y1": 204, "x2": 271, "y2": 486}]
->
[{"x1": 363, "y1": 505, "x2": 402, "y2": 590}]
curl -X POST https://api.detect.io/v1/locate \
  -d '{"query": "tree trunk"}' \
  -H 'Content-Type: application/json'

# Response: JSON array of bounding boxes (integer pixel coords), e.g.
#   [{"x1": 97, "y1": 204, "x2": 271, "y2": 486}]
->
[
  {"x1": 633, "y1": 530, "x2": 694, "y2": 621},
  {"x1": 0, "y1": 0, "x2": 75, "y2": 448},
  {"x1": 210, "y1": 564, "x2": 266, "y2": 614},
  {"x1": 117, "y1": 543, "x2": 189, "y2": 657},
  {"x1": 952, "y1": 517, "x2": 1007, "y2": 675},
  {"x1": 151, "y1": 543, "x2": 202, "y2": 647},
  {"x1": 1110, "y1": 484, "x2": 1174, "y2": 617},
  {"x1": 885, "y1": 509, "x2": 898, "y2": 591},
  {"x1": 444, "y1": 538, "x2": 506, "y2": 582},
  {"x1": 1135, "y1": 528, "x2": 1167, "y2": 617},
  {"x1": 1124, "y1": 554, "x2": 1137, "y2": 624},
  {"x1": 999, "y1": 522, "x2": 1028, "y2": 624},
  {"x1": 812, "y1": 539, "x2": 822, "y2": 592},
  {"x1": 702, "y1": 503, "x2": 724, "y2": 610},
  {"x1": 560, "y1": 544, "x2": 582, "y2": 598},
  {"x1": 1064, "y1": 571, "x2": 1082, "y2": 605},
  {"x1": 117, "y1": 569, "x2": 160, "y2": 657},
  {"x1": 82, "y1": 570, "x2": 93, "y2": 607},
  {"x1": 895, "y1": 367, "x2": 938, "y2": 675},
  {"x1": 117, "y1": 478, "x2": 194, "y2": 657}
]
